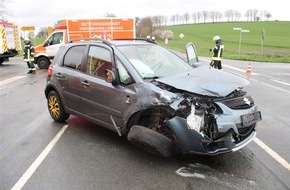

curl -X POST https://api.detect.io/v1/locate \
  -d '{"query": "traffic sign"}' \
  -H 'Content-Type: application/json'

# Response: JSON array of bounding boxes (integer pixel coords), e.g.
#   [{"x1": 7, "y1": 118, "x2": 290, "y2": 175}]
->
[{"x1": 20, "y1": 26, "x2": 35, "y2": 31}]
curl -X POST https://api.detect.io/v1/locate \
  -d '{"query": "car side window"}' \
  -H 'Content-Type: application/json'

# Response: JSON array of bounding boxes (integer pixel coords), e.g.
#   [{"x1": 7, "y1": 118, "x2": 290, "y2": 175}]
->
[
  {"x1": 63, "y1": 45, "x2": 86, "y2": 70},
  {"x1": 116, "y1": 57, "x2": 133, "y2": 85},
  {"x1": 87, "y1": 46, "x2": 112, "y2": 79}
]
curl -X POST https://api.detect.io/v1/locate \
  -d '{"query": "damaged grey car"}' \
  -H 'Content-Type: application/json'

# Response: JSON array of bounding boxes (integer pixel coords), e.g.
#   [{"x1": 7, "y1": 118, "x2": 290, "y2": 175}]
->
[{"x1": 45, "y1": 39, "x2": 262, "y2": 157}]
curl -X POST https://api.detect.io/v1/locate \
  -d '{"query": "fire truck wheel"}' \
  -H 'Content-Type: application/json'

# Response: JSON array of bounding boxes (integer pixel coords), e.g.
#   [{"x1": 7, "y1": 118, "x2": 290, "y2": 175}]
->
[{"x1": 37, "y1": 57, "x2": 50, "y2": 69}]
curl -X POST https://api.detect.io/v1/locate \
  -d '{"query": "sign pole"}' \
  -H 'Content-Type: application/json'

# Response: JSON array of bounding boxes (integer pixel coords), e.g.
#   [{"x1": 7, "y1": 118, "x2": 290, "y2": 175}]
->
[
  {"x1": 261, "y1": 29, "x2": 265, "y2": 57},
  {"x1": 233, "y1": 28, "x2": 249, "y2": 58}
]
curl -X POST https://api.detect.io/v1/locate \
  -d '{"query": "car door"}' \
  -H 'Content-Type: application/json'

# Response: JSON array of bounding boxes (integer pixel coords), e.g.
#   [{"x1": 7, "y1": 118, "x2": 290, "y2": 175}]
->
[
  {"x1": 80, "y1": 44, "x2": 136, "y2": 132},
  {"x1": 185, "y1": 42, "x2": 203, "y2": 67},
  {"x1": 56, "y1": 45, "x2": 86, "y2": 113}
]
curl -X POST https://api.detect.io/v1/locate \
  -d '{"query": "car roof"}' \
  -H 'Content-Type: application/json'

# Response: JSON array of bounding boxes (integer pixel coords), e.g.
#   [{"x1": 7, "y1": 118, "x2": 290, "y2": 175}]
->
[{"x1": 65, "y1": 38, "x2": 156, "y2": 47}]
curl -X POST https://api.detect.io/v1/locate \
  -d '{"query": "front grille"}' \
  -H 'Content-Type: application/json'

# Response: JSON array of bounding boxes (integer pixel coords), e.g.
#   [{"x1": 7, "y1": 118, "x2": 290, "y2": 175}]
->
[{"x1": 220, "y1": 95, "x2": 254, "y2": 110}]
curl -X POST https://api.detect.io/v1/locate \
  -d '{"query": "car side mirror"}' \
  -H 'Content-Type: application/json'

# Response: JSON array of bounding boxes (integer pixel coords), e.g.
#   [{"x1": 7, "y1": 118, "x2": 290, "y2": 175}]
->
[{"x1": 105, "y1": 69, "x2": 118, "y2": 85}]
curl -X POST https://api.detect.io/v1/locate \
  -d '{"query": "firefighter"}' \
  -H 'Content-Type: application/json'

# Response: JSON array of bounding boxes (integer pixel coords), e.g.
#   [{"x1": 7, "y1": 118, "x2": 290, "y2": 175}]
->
[
  {"x1": 210, "y1": 36, "x2": 224, "y2": 70},
  {"x1": 23, "y1": 37, "x2": 36, "y2": 74}
]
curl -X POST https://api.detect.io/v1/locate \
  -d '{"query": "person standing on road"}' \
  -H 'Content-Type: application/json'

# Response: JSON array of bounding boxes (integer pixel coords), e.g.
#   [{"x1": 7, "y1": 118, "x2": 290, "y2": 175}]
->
[
  {"x1": 23, "y1": 37, "x2": 36, "y2": 74},
  {"x1": 210, "y1": 36, "x2": 224, "y2": 70}
]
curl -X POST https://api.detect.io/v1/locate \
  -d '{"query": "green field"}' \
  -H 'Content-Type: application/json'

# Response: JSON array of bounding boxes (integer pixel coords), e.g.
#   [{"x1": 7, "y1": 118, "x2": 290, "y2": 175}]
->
[
  {"x1": 23, "y1": 21, "x2": 290, "y2": 63},
  {"x1": 158, "y1": 21, "x2": 290, "y2": 63}
]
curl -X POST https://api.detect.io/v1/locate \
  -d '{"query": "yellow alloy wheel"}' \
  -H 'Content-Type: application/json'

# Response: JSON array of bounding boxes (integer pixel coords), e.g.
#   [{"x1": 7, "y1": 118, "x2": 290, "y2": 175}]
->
[{"x1": 49, "y1": 95, "x2": 60, "y2": 119}]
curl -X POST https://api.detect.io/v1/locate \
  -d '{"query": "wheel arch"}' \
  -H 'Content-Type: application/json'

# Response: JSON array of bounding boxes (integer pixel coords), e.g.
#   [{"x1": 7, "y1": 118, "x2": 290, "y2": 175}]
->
[
  {"x1": 45, "y1": 84, "x2": 69, "y2": 113},
  {"x1": 126, "y1": 105, "x2": 175, "y2": 139}
]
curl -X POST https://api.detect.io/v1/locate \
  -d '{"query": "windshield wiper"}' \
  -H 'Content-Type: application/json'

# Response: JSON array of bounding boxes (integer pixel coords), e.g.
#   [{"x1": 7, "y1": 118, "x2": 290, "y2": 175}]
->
[{"x1": 143, "y1": 76, "x2": 159, "y2": 80}]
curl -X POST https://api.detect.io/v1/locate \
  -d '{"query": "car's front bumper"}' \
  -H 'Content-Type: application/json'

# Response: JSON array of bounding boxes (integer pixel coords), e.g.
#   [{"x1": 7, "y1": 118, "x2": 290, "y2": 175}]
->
[{"x1": 166, "y1": 116, "x2": 257, "y2": 156}]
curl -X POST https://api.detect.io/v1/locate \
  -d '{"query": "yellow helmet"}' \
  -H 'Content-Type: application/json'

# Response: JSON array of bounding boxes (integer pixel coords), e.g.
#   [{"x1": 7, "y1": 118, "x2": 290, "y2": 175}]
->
[{"x1": 213, "y1": 36, "x2": 221, "y2": 41}]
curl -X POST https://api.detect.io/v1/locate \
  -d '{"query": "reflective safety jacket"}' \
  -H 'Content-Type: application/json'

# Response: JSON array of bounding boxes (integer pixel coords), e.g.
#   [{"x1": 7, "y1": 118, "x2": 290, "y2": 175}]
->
[
  {"x1": 211, "y1": 43, "x2": 224, "y2": 61},
  {"x1": 23, "y1": 42, "x2": 34, "y2": 62}
]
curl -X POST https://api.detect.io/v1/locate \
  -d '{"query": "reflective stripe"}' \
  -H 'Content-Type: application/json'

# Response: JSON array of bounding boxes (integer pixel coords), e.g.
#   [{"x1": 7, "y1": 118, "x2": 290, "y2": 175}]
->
[
  {"x1": 0, "y1": 25, "x2": 8, "y2": 53},
  {"x1": 212, "y1": 57, "x2": 221, "y2": 61},
  {"x1": 217, "y1": 45, "x2": 224, "y2": 58},
  {"x1": 211, "y1": 45, "x2": 224, "y2": 60}
]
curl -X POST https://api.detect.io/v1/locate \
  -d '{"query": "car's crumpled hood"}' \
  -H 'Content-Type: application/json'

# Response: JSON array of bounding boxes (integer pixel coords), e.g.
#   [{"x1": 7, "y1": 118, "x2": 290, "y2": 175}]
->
[{"x1": 156, "y1": 65, "x2": 249, "y2": 97}]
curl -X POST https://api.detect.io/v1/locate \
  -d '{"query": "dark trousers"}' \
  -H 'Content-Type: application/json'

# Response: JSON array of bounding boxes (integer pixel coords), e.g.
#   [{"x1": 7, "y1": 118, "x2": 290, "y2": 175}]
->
[
  {"x1": 210, "y1": 60, "x2": 222, "y2": 70},
  {"x1": 26, "y1": 62, "x2": 36, "y2": 73},
  {"x1": 27, "y1": 62, "x2": 35, "y2": 69}
]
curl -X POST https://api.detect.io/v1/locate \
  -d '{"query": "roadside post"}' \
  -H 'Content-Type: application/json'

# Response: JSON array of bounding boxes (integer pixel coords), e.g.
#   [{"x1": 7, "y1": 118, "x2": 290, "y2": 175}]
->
[
  {"x1": 261, "y1": 29, "x2": 265, "y2": 57},
  {"x1": 179, "y1": 33, "x2": 184, "y2": 44},
  {"x1": 233, "y1": 28, "x2": 250, "y2": 58}
]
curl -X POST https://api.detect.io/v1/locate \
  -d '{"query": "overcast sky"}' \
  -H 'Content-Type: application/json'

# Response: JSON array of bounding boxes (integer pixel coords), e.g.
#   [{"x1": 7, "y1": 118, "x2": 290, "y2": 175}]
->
[{"x1": 5, "y1": 0, "x2": 290, "y2": 28}]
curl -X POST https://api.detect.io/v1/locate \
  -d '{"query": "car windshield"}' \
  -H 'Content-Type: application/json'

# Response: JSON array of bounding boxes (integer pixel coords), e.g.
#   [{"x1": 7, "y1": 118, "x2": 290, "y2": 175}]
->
[{"x1": 118, "y1": 44, "x2": 193, "y2": 79}]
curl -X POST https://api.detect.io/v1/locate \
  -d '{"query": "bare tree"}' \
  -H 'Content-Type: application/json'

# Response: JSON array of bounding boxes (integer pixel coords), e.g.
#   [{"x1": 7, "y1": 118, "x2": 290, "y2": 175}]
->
[
  {"x1": 197, "y1": 11, "x2": 203, "y2": 23},
  {"x1": 37, "y1": 27, "x2": 49, "y2": 38},
  {"x1": 245, "y1": 9, "x2": 258, "y2": 21},
  {"x1": 266, "y1": 12, "x2": 272, "y2": 21},
  {"x1": 233, "y1": 11, "x2": 241, "y2": 21},
  {"x1": 224, "y1": 10, "x2": 234, "y2": 22},
  {"x1": 175, "y1": 14, "x2": 180, "y2": 25},
  {"x1": 202, "y1": 10, "x2": 208, "y2": 23},
  {"x1": 104, "y1": 12, "x2": 116, "y2": 17},
  {"x1": 209, "y1": 11, "x2": 222, "y2": 22},
  {"x1": 216, "y1": 12, "x2": 223, "y2": 22},
  {"x1": 183, "y1": 12, "x2": 190, "y2": 24},
  {"x1": 0, "y1": 0, "x2": 12, "y2": 19},
  {"x1": 136, "y1": 17, "x2": 153, "y2": 37},
  {"x1": 209, "y1": 11, "x2": 216, "y2": 22},
  {"x1": 260, "y1": 10, "x2": 271, "y2": 21},
  {"x1": 169, "y1": 15, "x2": 175, "y2": 25},
  {"x1": 152, "y1": 16, "x2": 161, "y2": 27},
  {"x1": 192, "y1": 13, "x2": 197, "y2": 24},
  {"x1": 253, "y1": 9, "x2": 258, "y2": 21}
]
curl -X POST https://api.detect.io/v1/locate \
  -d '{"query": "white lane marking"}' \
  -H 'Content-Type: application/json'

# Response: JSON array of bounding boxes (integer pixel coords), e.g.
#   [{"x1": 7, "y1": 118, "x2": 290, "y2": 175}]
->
[
  {"x1": 260, "y1": 81, "x2": 290, "y2": 94},
  {"x1": 271, "y1": 79, "x2": 290, "y2": 86},
  {"x1": 199, "y1": 58, "x2": 259, "y2": 75},
  {"x1": 254, "y1": 138, "x2": 290, "y2": 171},
  {"x1": 0, "y1": 76, "x2": 25, "y2": 86},
  {"x1": 11, "y1": 124, "x2": 68, "y2": 190},
  {"x1": 223, "y1": 64, "x2": 259, "y2": 75}
]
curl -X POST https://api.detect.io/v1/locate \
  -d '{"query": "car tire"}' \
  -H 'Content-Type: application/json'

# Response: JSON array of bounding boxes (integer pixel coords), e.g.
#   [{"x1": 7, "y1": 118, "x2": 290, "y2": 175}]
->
[
  {"x1": 127, "y1": 125, "x2": 173, "y2": 158},
  {"x1": 0, "y1": 57, "x2": 4, "y2": 64},
  {"x1": 47, "y1": 90, "x2": 70, "y2": 122}
]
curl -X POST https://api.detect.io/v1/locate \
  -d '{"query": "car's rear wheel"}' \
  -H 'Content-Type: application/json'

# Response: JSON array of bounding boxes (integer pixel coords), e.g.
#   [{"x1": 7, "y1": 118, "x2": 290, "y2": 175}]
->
[
  {"x1": 127, "y1": 125, "x2": 173, "y2": 158},
  {"x1": 47, "y1": 90, "x2": 69, "y2": 122}
]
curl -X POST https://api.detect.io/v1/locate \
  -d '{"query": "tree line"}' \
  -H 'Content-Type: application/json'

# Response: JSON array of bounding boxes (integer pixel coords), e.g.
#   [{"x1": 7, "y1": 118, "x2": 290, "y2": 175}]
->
[{"x1": 148, "y1": 9, "x2": 272, "y2": 27}]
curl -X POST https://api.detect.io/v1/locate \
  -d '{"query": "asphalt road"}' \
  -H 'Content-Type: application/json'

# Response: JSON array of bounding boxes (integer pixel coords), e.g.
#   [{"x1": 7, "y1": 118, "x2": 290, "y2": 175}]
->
[{"x1": 0, "y1": 57, "x2": 289, "y2": 190}]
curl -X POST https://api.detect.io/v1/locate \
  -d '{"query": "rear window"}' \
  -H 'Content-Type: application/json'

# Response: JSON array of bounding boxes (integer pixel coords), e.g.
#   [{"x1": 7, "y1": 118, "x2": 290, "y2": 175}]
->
[
  {"x1": 52, "y1": 46, "x2": 66, "y2": 66},
  {"x1": 63, "y1": 45, "x2": 86, "y2": 70}
]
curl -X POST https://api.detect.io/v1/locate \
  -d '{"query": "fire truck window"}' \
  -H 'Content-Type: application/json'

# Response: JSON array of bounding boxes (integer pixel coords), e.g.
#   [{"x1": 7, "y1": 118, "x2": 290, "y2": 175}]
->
[{"x1": 48, "y1": 32, "x2": 63, "y2": 45}]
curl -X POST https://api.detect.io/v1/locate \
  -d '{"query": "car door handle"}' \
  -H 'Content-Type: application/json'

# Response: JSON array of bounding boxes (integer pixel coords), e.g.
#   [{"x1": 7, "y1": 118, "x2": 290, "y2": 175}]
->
[
  {"x1": 56, "y1": 73, "x2": 62, "y2": 77},
  {"x1": 81, "y1": 81, "x2": 90, "y2": 86}
]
